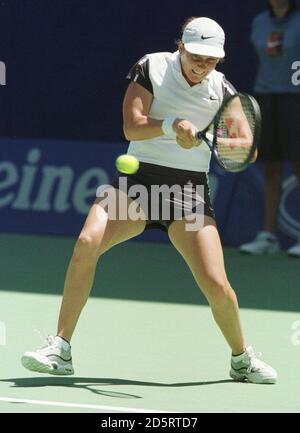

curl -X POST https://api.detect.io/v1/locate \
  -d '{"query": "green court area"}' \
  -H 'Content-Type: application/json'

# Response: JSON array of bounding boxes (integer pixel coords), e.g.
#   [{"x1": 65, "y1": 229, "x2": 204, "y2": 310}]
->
[{"x1": 0, "y1": 233, "x2": 299, "y2": 413}]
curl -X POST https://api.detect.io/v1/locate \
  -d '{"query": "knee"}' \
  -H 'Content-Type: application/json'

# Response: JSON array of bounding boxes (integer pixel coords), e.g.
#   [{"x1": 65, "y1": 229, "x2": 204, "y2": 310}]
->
[
  {"x1": 73, "y1": 233, "x2": 102, "y2": 260},
  {"x1": 202, "y1": 278, "x2": 235, "y2": 306}
]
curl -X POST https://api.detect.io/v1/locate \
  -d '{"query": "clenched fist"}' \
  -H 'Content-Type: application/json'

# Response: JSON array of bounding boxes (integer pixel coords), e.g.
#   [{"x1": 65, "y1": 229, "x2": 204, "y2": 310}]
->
[{"x1": 173, "y1": 119, "x2": 199, "y2": 149}]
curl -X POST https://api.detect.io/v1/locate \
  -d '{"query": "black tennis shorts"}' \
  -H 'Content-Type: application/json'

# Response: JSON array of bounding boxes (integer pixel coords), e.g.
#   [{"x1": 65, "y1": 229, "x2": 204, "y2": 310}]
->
[
  {"x1": 110, "y1": 162, "x2": 215, "y2": 232},
  {"x1": 256, "y1": 93, "x2": 300, "y2": 161}
]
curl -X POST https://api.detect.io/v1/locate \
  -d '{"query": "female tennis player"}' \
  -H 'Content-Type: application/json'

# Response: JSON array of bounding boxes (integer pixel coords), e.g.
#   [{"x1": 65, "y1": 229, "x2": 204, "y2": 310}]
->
[{"x1": 22, "y1": 17, "x2": 277, "y2": 384}]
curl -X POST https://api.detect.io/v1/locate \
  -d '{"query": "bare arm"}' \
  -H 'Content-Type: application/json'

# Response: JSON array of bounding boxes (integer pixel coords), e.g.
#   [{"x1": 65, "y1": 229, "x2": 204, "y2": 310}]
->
[
  {"x1": 122, "y1": 81, "x2": 198, "y2": 149},
  {"x1": 122, "y1": 81, "x2": 163, "y2": 141}
]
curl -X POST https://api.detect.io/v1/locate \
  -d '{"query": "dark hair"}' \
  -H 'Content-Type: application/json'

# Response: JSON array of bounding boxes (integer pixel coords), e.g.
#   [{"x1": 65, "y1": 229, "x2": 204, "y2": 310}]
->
[
  {"x1": 181, "y1": 16, "x2": 200, "y2": 32},
  {"x1": 175, "y1": 16, "x2": 200, "y2": 49},
  {"x1": 266, "y1": 0, "x2": 297, "y2": 16}
]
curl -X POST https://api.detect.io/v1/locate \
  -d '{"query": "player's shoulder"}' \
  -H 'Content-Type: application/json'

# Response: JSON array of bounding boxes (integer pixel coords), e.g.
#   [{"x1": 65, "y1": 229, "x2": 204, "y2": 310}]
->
[
  {"x1": 146, "y1": 52, "x2": 174, "y2": 59},
  {"x1": 137, "y1": 52, "x2": 175, "y2": 78},
  {"x1": 127, "y1": 52, "x2": 173, "y2": 93},
  {"x1": 136, "y1": 52, "x2": 173, "y2": 60},
  {"x1": 143, "y1": 52, "x2": 174, "y2": 65},
  {"x1": 133, "y1": 52, "x2": 173, "y2": 70}
]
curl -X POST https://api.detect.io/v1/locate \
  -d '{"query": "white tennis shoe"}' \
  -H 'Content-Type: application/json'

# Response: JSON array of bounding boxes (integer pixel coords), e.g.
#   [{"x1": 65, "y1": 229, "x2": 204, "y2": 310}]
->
[
  {"x1": 239, "y1": 231, "x2": 280, "y2": 254},
  {"x1": 230, "y1": 346, "x2": 277, "y2": 384},
  {"x1": 287, "y1": 241, "x2": 300, "y2": 258},
  {"x1": 21, "y1": 335, "x2": 74, "y2": 375}
]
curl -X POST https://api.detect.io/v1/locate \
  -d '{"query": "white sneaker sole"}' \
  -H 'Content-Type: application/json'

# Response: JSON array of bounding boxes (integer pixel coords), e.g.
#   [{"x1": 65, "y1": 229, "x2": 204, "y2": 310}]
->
[
  {"x1": 21, "y1": 353, "x2": 74, "y2": 375},
  {"x1": 230, "y1": 369, "x2": 277, "y2": 384},
  {"x1": 287, "y1": 252, "x2": 300, "y2": 258}
]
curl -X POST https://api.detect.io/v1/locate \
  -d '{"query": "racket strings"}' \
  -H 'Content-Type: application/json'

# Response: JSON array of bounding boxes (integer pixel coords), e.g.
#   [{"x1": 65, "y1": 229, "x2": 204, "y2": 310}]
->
[{"x1": 215, "y1": 97, "x2": 256, "y2": 169}]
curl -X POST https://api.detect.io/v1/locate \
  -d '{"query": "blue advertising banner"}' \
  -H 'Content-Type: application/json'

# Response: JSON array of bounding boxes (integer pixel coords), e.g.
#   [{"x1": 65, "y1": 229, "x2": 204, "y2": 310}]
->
[
  {"x1": 0, "y1": 138, "x2": 116, "y2": 236},
  {"x1": 1, "y1": 138, "x2": 299, "y2": 247}
]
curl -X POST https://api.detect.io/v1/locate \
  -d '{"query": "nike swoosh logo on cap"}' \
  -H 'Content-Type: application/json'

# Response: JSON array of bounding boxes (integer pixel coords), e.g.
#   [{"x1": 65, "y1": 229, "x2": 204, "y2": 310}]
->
[{"x1": 201, "y1": 35, "x2": 214, "y2": 40}]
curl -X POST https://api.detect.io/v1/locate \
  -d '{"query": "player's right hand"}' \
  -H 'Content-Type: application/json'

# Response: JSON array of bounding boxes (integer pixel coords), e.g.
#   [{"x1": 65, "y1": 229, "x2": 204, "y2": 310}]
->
[{"x1": 173, "y1": 119, "x2": 199, "y2": 149}]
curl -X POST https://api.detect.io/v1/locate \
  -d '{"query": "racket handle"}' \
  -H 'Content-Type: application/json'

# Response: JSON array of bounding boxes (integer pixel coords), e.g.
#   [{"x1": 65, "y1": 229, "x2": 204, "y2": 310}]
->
[
  {"x1": 196, "y1": 131, "x2": 213, "y2": 141},
  {"x1": 196, "y1": 131, "x2": 213, "y2": 149}
]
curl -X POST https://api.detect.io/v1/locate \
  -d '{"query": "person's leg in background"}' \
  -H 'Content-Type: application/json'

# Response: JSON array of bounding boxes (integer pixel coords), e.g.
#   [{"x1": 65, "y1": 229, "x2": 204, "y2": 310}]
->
[
  {"x1": 286, "y1": 160, "x2": 300, "y2": 257},
  {"x1": 292, "y1": 161, "x2": 300, "y2": 183},
  {"x1": 264, "y1": 161, "x2": 283, "y2": 235},
  {"x1": 278, "y1": 94, "x2": 300, "y2": 257},
  {"x1": 240, "y1": 93, "x2": 300, "y2": 257},
  {"x1": 239, "y1": 94, "x2": 281, "y2": 254}
]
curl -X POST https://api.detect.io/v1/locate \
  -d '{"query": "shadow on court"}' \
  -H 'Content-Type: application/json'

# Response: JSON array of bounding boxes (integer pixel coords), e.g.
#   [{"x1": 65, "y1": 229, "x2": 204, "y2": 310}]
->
[
  {"x1": 1, "y1": 377, "x2": 235, "y2": 399},
  {"x1": 0, "y1": 234, "x2": 299, "y2": 312}
]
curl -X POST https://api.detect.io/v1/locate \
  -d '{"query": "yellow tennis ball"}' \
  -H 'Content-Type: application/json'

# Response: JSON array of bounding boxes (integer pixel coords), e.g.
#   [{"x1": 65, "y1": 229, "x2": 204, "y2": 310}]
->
[{"x1": 116, "y1": 154, "x2": 139, "y2": 174}]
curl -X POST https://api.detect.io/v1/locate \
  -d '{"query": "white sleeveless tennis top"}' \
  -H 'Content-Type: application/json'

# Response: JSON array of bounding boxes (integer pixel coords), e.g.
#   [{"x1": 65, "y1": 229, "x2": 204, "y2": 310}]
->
[{"x1": 126, "y1": 51, "x2": 235, "y2": 172}]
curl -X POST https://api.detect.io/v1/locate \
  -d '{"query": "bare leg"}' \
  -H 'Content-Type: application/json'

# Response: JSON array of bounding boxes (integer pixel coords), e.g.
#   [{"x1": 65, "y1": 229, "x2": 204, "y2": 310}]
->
[
  {"x1": 263, "y1": 161, "x2": 283, "y2": 234},
  {"x1": 168, "y1": 217, "x2": 245, "y2": 355},
  {"x1": 57, "y1": 188, "x2": 146, "y2": 341}
]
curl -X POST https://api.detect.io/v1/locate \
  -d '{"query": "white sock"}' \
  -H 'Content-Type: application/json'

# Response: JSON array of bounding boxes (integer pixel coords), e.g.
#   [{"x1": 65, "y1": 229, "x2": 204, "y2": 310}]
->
[
  {"x1": 54, "y1": 335, "x2": 70, "y2": 351},
  {"x1": 231, "y1": 351, "x2": 246, "y2": 363}
]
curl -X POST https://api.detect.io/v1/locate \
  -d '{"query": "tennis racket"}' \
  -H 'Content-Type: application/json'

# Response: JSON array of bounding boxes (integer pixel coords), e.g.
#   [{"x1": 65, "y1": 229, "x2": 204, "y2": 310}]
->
[{"x1": 196, "y1": 92, "x2": 261, "y2": 173}]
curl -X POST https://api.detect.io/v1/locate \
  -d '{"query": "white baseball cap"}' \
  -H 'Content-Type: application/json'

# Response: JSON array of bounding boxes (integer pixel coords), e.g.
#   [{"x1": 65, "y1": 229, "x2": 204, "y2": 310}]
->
[{"x1": 182, "y1": 17, "x2": 225, "y2": 58}]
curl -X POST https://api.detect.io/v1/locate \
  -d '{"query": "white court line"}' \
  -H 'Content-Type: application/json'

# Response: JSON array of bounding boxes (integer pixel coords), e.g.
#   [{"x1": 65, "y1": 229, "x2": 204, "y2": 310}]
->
[{"x1": 0, "y1": 396, "x2": 169, "y2": 413}]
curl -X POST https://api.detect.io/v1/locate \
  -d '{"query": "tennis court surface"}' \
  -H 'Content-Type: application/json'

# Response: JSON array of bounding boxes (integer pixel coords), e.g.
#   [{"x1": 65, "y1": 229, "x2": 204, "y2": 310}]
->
[{"x1": 0, "y1": 233, "x2": 299, "y2": 413}]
